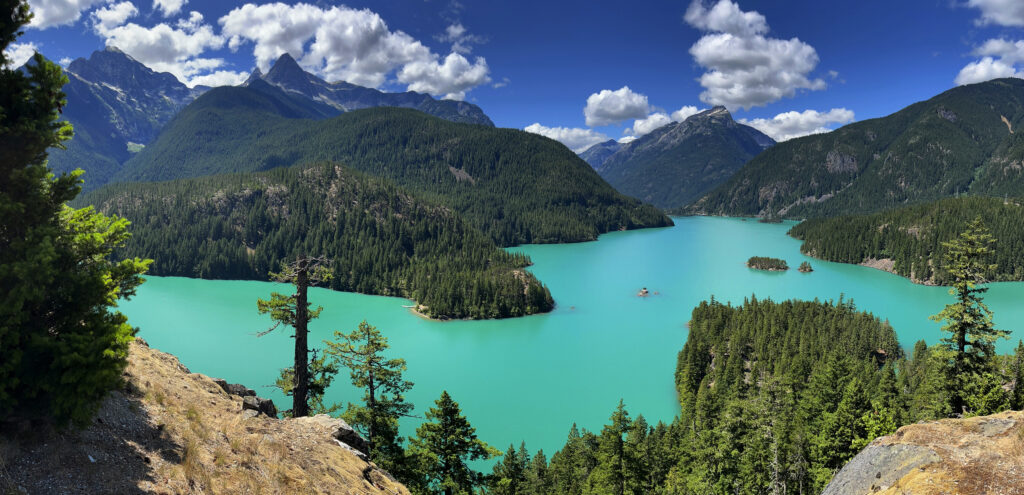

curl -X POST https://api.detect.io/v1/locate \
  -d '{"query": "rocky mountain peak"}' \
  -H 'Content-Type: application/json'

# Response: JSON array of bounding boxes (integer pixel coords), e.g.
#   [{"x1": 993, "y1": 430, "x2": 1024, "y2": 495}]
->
[
  {"x1": 692, "y1": 105, "x2": 733, "y2": 122},
  {"x1": 266, "y1": 52, "x2": 307, "y2": 79}
]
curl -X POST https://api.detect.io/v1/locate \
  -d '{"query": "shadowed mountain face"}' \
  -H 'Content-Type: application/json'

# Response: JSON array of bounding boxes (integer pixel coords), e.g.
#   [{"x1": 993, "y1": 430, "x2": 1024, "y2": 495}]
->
[
  {"x1": 589, "y1": 106, "x2": 774, "y2": 210},
  {"x1": 246, "y1": 53, "x2": 494, "y2": 126},
  {"x1": 44, "y1": 47, "x2": 206, "y2": 189},
  {"x1": 688, "y1": 77, "x2": 1024, "y2": 218}
]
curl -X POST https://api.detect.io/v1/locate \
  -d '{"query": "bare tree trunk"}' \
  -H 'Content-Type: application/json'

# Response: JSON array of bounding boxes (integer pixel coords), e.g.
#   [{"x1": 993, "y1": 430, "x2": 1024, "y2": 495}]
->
[{"x1": 293, "y1": 258, "x2": 310, "y2": 418}]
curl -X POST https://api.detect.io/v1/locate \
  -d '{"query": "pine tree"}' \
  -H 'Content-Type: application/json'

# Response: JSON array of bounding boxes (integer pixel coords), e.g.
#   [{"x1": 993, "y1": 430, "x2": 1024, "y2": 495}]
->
[
  {"x1": 0, "y1": 0, "x2": 150, "y2": 426},
  {"x1": 930, "y1": 217, "x2": 1009, "y2": 416},
  {"x1": 273, "y1": 349, "x2": 339, "y2": 415},
  {"x1": 325, "y1": 320, "x2": 413, "y2": 471},
  {"x1": 585, "y1": 400, "x2": 633, "y2": 495},
  {"x1": 1012, "y1": 341, "x2": 1024, "y2": 410},
  {"x1": 490, "y1": 442, "x2": 530, "y2": 495},
  {"x1": 408, "y1": 390, "x2": 500, "y2": 495},
  {"x1": 257, "y1": 255, "x2": 331, "y2": 417}
]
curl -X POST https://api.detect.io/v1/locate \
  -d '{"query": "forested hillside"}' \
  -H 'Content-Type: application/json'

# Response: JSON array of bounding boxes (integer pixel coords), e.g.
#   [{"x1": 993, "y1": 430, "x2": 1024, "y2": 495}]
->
[
  {"x1": 483, "y1": 297, "x2": 998, "y2": 494},
  {"x1": 81, "y1": 162, "x2": 553, "y2": 319},
  {"x1": 111, "y1": 85, "x2": 671, "y2": 246},
  {"x1": 789, "y1": 196, "x2": 1024, "y2": 284},
  {"x1": 687, "y1": 78, "x2": 1024, "y2": 218}
]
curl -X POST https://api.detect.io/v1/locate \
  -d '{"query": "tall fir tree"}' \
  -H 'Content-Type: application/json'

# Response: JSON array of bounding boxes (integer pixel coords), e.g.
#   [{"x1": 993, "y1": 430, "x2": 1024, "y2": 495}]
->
[
  {"x1": 0, "y1": 0, "x2": 150, "y2": 426},
  {"x1": 1011, "y1": 340, "x2": 1024, "y2": 410},
  {"x1": 408, "y1": 391, "x2": 500, "y2": 495},
  {"x1": 929, "y1": 217, "x2": 1009, "y2": 416},
  {"x1": 257, "y1": 256, "x2": 331, "y2": 417},
  {"x1": 325, "y1": 320, "x2": 413, "y2": 472}
]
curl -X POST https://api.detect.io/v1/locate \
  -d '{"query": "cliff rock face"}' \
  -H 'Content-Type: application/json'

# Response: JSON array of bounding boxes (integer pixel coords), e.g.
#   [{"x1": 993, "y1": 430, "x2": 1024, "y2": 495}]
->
[
  {"x1": 0, "y1": 339, "x2": 408, "y2": 495},
  {"x1": 823, "y1": 410, "x2": 1024, "y2": 494}
]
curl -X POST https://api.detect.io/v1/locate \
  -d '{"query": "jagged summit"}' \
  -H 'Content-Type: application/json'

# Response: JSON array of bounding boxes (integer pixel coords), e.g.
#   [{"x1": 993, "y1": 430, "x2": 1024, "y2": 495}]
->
[
  {"x1": 591, "y1": 104, "x2": 775, "y2": 210},
  {"x1": 245, "y1": 51, "x2": 494, "y2": 126}
]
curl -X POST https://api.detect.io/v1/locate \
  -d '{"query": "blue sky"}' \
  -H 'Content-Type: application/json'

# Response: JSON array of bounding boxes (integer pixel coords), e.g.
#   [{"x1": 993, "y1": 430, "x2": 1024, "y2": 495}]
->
[{"x1": 8, "y1": 0, "x2": 1024, "y2": 151}]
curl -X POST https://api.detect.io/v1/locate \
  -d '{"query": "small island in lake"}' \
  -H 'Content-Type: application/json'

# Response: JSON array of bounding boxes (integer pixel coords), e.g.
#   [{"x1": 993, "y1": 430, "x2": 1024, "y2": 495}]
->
[
  {"x1": 747, "y1": 256, "x2": 789, "y2": 271},
  {"x1": 798, "y1": 261, "x2": 813, "y2": 273}
]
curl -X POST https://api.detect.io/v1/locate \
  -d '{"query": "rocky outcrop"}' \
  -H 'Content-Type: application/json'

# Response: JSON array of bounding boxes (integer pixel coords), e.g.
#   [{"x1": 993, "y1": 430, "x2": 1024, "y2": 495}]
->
[
  {"x1": 823, "y1": 410, "x2": 1024, "y2": 494},
  {"x1": 212, "y1": 377, "x2": 278, "y2": 418},
  {"x1": 0, "y1": 339, "x2": 407, "y2": 494}
]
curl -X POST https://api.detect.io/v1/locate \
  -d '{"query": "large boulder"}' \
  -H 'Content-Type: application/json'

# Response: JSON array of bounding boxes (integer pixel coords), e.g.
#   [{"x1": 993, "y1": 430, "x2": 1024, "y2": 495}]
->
[
  {"x1": 212, "y1": 378, "x2": 256, "y2": 397},
  {"x1": 241, "y1": 395, "x2": 278, "y2": 418},
  {"x1": 823, "y1": 410, "x2": 1024, "y2": 494},
  {"x1": 298, "y1": 414, "x2": 370, "y2": 457}
]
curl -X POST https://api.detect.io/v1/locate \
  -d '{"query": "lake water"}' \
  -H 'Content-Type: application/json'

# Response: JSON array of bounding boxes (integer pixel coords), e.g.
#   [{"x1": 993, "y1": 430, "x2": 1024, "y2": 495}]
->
[{"x1": 119, "y1": 216, "x2": 1024, "y2": 458}]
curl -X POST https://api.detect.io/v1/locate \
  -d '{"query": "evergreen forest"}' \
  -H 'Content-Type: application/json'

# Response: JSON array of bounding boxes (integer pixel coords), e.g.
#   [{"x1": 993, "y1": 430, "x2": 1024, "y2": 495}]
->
[
  {"x1": 82, "y1": 162, "x2": 554, "y2": 319},
  {"x1": 790, "y1": 196, "x2": 1024, "y2": 284}
]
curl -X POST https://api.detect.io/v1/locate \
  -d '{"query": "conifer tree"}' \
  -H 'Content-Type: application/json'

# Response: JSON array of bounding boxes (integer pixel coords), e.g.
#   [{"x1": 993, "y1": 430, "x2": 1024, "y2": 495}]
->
[
  {"x1": 0, "y1": 0, "x2": 150, "y2": 426},
  {"x1": 325, "y1": 320, "x2": 413, "y2": 470},
  {"x1": 1008, "y1": 340, "x2": 1024, "y2": 411},
  {"x1": 930, "y1": 217, "x2": 1009, "y2": 416},
  {"x1": 257, "y1": 255, "x2": 331, "y2": 417},
  {"x1": 585, "y1": 400, "x2": 633, "y2": 495},
  {"x1": 408, "y1": 391, "x2": 500, "y2": 495},
  {"x1": 489, "y1": 442, "x2": 530, "y2": 495}
]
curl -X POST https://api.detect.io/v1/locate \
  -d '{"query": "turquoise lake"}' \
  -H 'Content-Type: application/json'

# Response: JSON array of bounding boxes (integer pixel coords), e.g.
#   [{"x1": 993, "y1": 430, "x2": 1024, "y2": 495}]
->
[{"x1": 119, "y1": 216, "x2": 1024, "y2": 458}]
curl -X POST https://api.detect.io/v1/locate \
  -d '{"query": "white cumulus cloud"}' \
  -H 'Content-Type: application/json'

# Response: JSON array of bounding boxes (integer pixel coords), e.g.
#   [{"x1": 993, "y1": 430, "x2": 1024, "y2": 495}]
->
[
  {"x1": 26, "y1": 0, "x2": 107, "y2": 29},
  {"x1": 92, "y1": 1, "x2": 138, "y2": 32},
  {"x1": 967, "y1": 0, "x2": 1024, "y2": 27},
  {"x1": 154, "y1": 0, "x2": 187, "y2": 17},
  {"x1": 584, "y1": 86, "x2": 650, "y2": 127},
  {"x1": 671, "y1": 105, "x2": 705, "y2": 121},
  {"x1": 685, "y1": 0, "x2": 826, "y2": 110},
  {"x1": 524, "y1": 123, "x2": 611, "y2": 153},
  {"x1": 739, "y1": 108, "x2": 855, "y2": 142},
  {"x1": 955, "y1": 38, "x2": 1024, "y2": 85},
  {"x1": 625, "y1": 112, "x2": 673, "y2": 137},
  {"x1": 3, "y1": 42, "x2": 38, "y2": 67},
  {"x1": 219, "y1": 2, "x2": 490, "y2": 100},
  {"x1": 93, "y1": 9, "x2": 241, "y2": 87},
  {"x1": 398, "y1": 52, "x2": 490, "y2": 100}
]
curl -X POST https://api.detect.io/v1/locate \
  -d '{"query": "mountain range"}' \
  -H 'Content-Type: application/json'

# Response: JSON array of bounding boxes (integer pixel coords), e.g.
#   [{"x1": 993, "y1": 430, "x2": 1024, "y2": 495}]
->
[
  {"x1": 585, "y1": 106, "x2": 774, "y2": 209},
  {"x1": 41, "y1": 47, "x2": 493, "y2": 191},
  {"x1": 246, "y1": 53, "x2": 493, "y2": 126},
  {"x1": 686, "y1": 77, "x2": 1024, "y2": 218},
  {"x1": 103, "y1": 80, "x2": 670, "y2": 246}
]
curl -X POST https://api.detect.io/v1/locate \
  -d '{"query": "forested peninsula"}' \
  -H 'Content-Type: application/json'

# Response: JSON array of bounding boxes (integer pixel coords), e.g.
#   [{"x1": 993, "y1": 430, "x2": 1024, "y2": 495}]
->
[
  {"x1": 789, "y1": 196, "x2": 1024, "y2": 284},
  {"x1": 82, "y1": 162, "x2": 554, "y2": 320},
  {"x1": 482, "y1": 296, "x2": 1016, "y2": 494}
]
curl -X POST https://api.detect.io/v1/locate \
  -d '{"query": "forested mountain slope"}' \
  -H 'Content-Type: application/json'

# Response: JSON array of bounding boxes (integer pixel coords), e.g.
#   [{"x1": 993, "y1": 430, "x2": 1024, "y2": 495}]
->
[
  {"x1": 82, "y1": 162, "x2": 554, "y2": 320},
  {"x1": 112, "y1": 86, "x2": 671, "y2": 245},
  {"x1": 789, "y1": 196, "x2": 1024, "y2": 284},
  {"x1": 687, "y1": 78, "x2": 1024, "y2": 218},
  {"x1": 596, "y1": 107, "x2": 774, "y2": 209}
]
